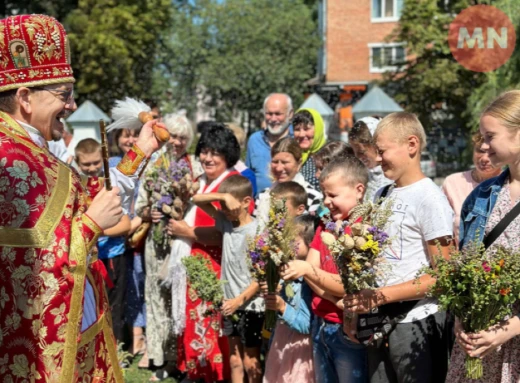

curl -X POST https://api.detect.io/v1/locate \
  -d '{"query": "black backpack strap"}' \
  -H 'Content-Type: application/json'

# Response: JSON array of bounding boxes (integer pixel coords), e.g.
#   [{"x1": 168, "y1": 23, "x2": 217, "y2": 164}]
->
[
  {"x1": 483, "y1": 200, "x2": 520, "y2": 249},
  {"x1": 377, "y1": 184, "x2": 392, "y2": 205}
]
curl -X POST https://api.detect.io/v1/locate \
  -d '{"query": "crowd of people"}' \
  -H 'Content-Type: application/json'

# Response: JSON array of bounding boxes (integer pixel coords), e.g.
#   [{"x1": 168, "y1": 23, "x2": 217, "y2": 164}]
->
[{"x1": 1, "y1": 13, "x2": 520, "y2": 383}]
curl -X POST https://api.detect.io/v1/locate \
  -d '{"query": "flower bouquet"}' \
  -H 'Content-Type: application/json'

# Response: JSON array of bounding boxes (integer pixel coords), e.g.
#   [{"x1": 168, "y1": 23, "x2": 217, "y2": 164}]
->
[
  {"x1": 421, "y1": 242, "x2": 520, "y2": 379},
  {"x1": 247, "y1": 196, "x2": 297, "y2": 329},
  {"x1": 182, "y1": 253, "x2": 226, "y2": 317},
  {"x1": 143, "y1": 155, "x2": 199, "y2": 249},
  {"x1": 321, "y1": 201, "x2": 393, "y2": 298},
  {"x1": 320, "y1": 201, "x2": 393, "y2": 340}
]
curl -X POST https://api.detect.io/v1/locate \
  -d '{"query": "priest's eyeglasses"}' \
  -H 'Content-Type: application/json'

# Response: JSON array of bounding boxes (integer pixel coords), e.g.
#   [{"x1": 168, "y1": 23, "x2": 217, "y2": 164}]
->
[{"x1": 32, "y1": 86, "x2": 75, "y2": 105}]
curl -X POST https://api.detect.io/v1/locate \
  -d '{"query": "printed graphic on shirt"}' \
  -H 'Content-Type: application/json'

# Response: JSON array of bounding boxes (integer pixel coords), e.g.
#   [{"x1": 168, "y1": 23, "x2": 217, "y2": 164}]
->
[{"x1": 384, "y1": 197, "x2": 408, "y2": 261}]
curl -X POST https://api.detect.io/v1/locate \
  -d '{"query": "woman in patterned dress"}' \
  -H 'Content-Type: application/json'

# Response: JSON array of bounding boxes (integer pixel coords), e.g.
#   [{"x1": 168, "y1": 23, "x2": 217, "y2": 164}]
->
[
  {"x1": 291, "y1": 108, "x2": 327, "y2": 190},
  {"x1": 135, "y1": 113, "x2": 201, "y2": 378},
  {"x1": 166, "y1": 124, "x2": 243, "y2": 382},
  {"x1": 446, "y1": 91, "x2": 520, "y2": 383}
]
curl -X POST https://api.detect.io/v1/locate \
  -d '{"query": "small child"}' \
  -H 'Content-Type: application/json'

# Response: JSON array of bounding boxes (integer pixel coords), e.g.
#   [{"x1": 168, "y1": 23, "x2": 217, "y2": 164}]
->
[
  {"x1": 269, "y1": 181, "x2": 307, "y2": 217},
  {"x1": 75, "y1": 138, "x2": 104, "y2": 177},
  {"x1": 193, "y1": 174, "x2": 263, "y2": 383},
  {"x1": 263, "y1": 215, "x2": 316, "y2": 383},
  {"x1": 258, "y1": 181, "x2": 308, "y2": 349},
  {"x1": 313, "y1": 140, "x2": 355, "y2": 180},
  {"x1": 281, "y1": 156, "x2": 369, "y2": 383},
  {"x1": 345, "y1": 112, "x2": 453, "y2": 383},
  {"x1": 75, "y1": 138, "x2": 132, "y2": 343}
]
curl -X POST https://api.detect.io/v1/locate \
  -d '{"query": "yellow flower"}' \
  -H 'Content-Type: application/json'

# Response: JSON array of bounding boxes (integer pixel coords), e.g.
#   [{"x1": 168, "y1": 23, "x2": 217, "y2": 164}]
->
[{"x1": 361, "y1": 237, "x2": 380, "y2": 255}]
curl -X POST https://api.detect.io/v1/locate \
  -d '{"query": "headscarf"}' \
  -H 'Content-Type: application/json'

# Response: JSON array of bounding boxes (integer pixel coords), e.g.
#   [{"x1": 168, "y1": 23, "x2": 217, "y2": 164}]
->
[
  {"x1": 358, "y1": 116, "x2": 380, "y2": 137},
  {"x1": 295, "y1": 108, "x2": 326, "y2": 164}
]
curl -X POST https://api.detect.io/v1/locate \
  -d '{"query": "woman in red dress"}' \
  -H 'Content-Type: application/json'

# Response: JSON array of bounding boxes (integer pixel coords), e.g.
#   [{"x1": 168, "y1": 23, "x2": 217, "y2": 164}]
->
[{"x1": 167, "y1": 124, "x2": 242, "y2": 382}]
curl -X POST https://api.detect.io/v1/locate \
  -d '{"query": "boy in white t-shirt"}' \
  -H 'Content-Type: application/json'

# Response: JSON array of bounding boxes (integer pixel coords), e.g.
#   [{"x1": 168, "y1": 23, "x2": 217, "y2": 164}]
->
[{"x1": 343, "y1": 112, "x2": 454, "y2": 383}]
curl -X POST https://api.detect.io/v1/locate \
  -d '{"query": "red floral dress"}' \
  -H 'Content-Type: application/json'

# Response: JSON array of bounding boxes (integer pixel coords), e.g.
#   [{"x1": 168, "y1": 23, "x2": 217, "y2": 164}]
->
[{"x1": 176, "y1": 172, "x2": 238, "y2": 382}]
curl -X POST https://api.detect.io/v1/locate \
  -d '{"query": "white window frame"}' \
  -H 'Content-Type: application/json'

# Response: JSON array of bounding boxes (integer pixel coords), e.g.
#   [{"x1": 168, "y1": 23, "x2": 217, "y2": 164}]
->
[
  {"x1": 368, "y1": 42, "x2": 406, "y2": 73},
  {"x1": 371, "y1": 0, "x2": 401, "y2": 23}
]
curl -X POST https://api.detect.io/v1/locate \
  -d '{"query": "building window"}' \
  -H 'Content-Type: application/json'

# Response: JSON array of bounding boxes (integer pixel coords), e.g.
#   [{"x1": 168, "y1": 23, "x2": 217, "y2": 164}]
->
[
  {"x1": 372, "y1": 0, "x2": 403, "y2": 22},
  {"x1": 369, "y1": 43, "x2": 405, "y2": 73}
]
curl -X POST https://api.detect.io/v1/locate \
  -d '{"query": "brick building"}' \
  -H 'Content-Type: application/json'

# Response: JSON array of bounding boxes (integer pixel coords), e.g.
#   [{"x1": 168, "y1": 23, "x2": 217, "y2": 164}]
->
[{"x1": 314, "y1": 0, "x2": 404, "y2": 130}]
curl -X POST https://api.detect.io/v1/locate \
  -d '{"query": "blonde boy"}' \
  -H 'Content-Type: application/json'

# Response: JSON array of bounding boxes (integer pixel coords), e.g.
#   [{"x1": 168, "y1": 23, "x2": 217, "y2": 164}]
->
[
  {"x1": 344, "y1": 112, "x2": 453, "y2": 383},
  {"x1": 193, "y1": 175, "x2": 263, "y2": 383}
]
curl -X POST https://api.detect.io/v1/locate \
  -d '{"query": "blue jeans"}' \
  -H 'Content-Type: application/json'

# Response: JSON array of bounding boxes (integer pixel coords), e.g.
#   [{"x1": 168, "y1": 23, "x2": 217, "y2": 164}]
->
[{"x1": 312, "y1": 316, "x2": 368, "y2": 383}]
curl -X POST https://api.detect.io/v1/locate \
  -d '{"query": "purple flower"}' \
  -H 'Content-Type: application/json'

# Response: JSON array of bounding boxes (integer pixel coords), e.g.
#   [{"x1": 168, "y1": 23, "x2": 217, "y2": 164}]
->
[
  {"x1": 257, "y1": 237, "x2": 266, "y2": 248},
  {"x1": 368, "y1": 226, "x2": 389, "y2": 246},
  {"x1": 159, "y1": 195, "x2": 173, "y2": 206},
  {"x1": 325, "y1": 221, "x2": 336, "y2": 232},
  {"x1": 277, "y1": 218, "x2": 286, "y2": 229},
  {"x1": 250, "y1": 251, "x2": 260, "y2": 263}
]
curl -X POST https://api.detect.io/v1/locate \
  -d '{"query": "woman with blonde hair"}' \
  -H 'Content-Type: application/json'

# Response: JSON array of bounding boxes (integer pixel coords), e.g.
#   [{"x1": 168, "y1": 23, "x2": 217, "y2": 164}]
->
[
  {"x1": 135, "y1": 112, "x2": 202, "y2": 380},
  {"x1": 446, "y1": 90, "x2": 520, "y2": 383}
]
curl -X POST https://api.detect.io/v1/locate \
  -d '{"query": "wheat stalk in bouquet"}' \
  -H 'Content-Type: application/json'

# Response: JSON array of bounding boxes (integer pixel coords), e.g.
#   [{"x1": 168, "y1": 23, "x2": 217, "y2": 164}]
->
[
  {"x1": 246, "y1": 197, "x2": 297, "y2": 329},
  {"x1": 320, "y1": 200, "x2": 393, "y2": 328},
  {"x1": 143, "y1": 155, "x2": 199, "y2": 249}
]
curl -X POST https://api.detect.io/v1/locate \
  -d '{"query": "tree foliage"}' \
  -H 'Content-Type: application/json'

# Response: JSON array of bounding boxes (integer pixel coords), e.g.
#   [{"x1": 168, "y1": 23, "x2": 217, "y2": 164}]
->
[
  {"x1": 466, "y1": 0, "x2": 520, "y2": 129},
  {"x1": 3, "y1": 0, "x2": 77, "y2": 20},
  {"x1": 65, "y1": 0, "x2": 173, "y2": 111},
  {"x1": 155, "y1": 0, "x2": 319, "y2": 123},
  {"x1": 383, "y1": 0, "x2": 491, "y2": 132}
]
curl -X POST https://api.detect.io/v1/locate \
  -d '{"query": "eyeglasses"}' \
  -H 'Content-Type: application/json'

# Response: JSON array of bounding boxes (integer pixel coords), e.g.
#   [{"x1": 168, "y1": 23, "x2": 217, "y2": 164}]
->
[{"x1": 31, "y1": 86, "x2": 75, "y2": 104}]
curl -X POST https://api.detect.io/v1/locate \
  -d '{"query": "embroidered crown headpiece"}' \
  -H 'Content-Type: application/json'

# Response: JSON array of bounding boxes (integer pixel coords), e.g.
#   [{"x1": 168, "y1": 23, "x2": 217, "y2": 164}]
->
[{"x1": 0, "y1": 14, "x2": 74, "y2": 92}]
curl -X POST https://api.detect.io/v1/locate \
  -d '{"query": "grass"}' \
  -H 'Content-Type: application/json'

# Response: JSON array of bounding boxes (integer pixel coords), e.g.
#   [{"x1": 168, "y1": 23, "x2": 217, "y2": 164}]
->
[{"x1": 123, "y1": 355, "x2": 178, "y2": 383}]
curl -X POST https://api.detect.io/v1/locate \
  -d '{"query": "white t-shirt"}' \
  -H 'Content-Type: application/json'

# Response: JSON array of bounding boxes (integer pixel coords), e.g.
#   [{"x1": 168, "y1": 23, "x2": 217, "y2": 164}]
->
[{"x1": 376, "y1": 178, "x2": 453, "y2": 323}]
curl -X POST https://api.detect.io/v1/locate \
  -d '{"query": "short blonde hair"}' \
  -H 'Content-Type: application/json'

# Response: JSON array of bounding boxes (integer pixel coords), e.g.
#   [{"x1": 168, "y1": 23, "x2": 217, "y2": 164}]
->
[
  {"x1": 163, "y1": 112, "x2": 194, "y2": 148},
  {"x1": 374, "y1": 112, "x2": 427, "y2": 150},
  {"x1": 481, "y1": 90, "x2": 520, "y2": 132}
]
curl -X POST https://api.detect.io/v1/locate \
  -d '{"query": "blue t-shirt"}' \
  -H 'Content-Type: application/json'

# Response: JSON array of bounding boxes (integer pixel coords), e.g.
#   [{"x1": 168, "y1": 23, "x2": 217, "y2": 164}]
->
[
  {"x1": 240, "y1": 167, "x2": 257, "y2": 197},
  {"x1": 97, "y1": 156, "x2": 126, "y2": 259}
]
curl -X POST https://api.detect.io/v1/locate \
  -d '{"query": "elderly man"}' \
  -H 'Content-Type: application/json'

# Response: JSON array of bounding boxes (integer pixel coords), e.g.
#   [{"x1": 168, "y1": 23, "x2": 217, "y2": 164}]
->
[
  {"x1": 0, "y1": 14, "x2": 163, "y2": 383},
  {"x1": 245, "y1": 93, "x2": 293, "y2": 195}
]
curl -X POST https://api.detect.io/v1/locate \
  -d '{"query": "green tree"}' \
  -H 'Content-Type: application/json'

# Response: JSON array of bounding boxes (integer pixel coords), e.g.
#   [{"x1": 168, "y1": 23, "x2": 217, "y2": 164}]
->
[
  {"x1": 383, "y1": 0, "x2": 490, "y2": 132},
  {"x1": 466, "y1": 0, "x2": 520, "y2": 129},
  {"x1": 65, "y1": 0, "x2": 173, "y2": 111},
  {"x1": 3, "y1": 0, "x2": 77, "y2": 20},
  {"x1": 155, "y1": 0, "x2": 319, "y2": 125}
]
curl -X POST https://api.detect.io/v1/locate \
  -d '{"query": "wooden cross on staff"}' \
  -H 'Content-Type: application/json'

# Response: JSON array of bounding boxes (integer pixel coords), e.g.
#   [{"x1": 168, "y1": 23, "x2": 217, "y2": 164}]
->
[{"x1": 99, "y1": 119, "x2": 112, "y2": 191}]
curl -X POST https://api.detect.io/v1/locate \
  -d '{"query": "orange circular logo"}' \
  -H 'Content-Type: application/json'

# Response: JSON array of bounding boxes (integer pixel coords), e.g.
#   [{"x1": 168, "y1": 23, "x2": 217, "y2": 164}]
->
[{"x1": 448, "y1": 5, "x2": 516, "y2": 72}]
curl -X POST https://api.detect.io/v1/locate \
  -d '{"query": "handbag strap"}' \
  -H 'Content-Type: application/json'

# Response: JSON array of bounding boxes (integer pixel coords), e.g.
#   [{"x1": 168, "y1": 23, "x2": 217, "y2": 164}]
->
[{"x1": 483, "y1": 200, "x2": 520, "y2": 249}]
